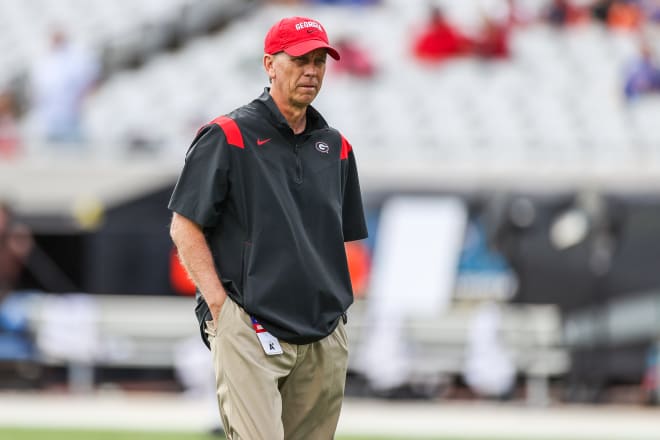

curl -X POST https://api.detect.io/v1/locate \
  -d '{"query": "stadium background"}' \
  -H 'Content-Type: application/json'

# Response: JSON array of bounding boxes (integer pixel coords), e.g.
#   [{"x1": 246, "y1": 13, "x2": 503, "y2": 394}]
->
[{"x1": 1, "y1": 0, "x2": 660, "y2": 438}]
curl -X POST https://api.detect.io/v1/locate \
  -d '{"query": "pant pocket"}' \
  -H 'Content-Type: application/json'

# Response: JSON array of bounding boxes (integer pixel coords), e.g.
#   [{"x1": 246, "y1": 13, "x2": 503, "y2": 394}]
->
[
  {"x1": 205, "y1": 320, "x2": 217, "y2": 338},
  {"x1": 195, "y1": 295, "x2": 213, "y2": 349},
  {"x1": 336, "y1": 319, "x2": 349, "y2": 351}
]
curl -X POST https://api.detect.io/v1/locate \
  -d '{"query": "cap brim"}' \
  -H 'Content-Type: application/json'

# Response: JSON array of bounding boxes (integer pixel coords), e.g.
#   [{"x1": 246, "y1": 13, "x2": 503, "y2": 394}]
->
[{"x1": 283, "y1": 39, "x2": 340, "y2": 60}]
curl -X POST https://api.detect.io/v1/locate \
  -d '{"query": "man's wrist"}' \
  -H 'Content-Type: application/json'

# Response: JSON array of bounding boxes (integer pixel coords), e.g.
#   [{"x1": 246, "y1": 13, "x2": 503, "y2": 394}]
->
[{"x1": 205, "y1": 289, "x2": 227, "y2": 309}]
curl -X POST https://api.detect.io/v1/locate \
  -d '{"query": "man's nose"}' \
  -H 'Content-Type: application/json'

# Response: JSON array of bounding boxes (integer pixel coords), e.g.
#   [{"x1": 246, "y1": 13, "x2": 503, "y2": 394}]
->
[{"x1": 303, "y1": 63, "x2": 319, "y2": 76}]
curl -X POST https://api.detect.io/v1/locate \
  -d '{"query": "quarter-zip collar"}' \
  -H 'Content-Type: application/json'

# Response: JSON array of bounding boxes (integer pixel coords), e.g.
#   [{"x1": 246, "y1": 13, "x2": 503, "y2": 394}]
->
[{"x1": 254, "y1": 87, "x2": 329, "y2": 137}]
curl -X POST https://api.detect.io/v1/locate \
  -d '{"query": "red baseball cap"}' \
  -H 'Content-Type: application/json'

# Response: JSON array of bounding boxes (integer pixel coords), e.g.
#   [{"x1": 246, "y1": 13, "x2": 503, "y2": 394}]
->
[{"x1": 264, "y1": 16, "x2": 340, "y2": 60}]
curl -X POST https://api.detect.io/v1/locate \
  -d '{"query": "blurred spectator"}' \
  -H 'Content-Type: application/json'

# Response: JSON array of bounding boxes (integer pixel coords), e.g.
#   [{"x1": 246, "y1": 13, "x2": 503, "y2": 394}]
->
[
  {"x1": 607, "y1": 0, "x2": 644, "y2": 31},
  {"x1": 0, "y1": 91, "x2": 21, "y2": 159},
  {"x1": 470, "y1": 0, "x2": 530, "y2": 62},
  {"x1": 345, "y1": 241, "x2": 371, "y2": 298},
  {"x1": 333, "y1": 37, "x2": 377, "y2": 77},
  {"x1": 542, "y1": 0, "x2": 587, "y2": 27},
  {"x1": 624, "y1": 40, "x2": 660, "y2": 101},
  {"x1": 30, "y1": 29, "x2": 100, "y2": 145},
  {"x1": 170, "y1": 246, "x2": 196, "y2": 296},
  {"x1": 590, "y1": 0, "x2": 615, "y2": 23},
  {"x1": 472, "y1": 15, "x2": 511, "y2": 60},
  {"x1": 0, "y1": 201, "x2": 34, "y2": 362},
  {"x1": 641, "y1": 345, "x2": 658, "y2": 405},
  {"x1": 412, "y1": 6, "x2": 473, "y2": 62},
  {"x1": 0, "y1": 202, "x2": 32, "y2": 301}
]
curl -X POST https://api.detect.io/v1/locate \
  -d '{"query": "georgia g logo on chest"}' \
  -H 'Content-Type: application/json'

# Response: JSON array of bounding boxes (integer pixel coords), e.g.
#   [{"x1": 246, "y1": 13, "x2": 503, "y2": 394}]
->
[{"x1": 315, "y1": 141, "x2": 330, "y2": 154}]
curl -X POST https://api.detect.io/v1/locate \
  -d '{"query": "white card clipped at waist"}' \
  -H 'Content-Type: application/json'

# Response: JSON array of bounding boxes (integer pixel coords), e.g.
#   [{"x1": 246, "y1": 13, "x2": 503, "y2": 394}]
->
[{"x1": 250, "y1": 316, "x2": 283, "y2": 355}]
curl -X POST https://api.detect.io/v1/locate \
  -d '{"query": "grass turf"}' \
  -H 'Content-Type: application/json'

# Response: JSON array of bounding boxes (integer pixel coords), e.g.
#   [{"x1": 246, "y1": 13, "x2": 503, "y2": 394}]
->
[{"x1": 0, "y1": 429, "x2": 586, "y2": 440}]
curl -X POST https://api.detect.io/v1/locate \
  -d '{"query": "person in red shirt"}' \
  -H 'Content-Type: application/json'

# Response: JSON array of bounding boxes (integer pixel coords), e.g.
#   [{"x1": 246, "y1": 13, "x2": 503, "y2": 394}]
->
[
  {"x1": 0, "y1": 92, "x2": 21, "y2": 159},
  {"x1": 607, "y1": 0, "x2": 643, "y2": 31},
  {"x1": 0, "y1": 202, "x2": 32, "y2": 301},
  {"x1": 413, "y1": 6, "x2": 473, "y2": 62},
  {"x1": 473, "y1": 15, "x2": 511, "y2": 60},
  {"x1": 169, "y1": 247, "x2": 196, "y2": 295},
  {"x1": 333, "y1": 37, "x2": 376, "y2": 77}
]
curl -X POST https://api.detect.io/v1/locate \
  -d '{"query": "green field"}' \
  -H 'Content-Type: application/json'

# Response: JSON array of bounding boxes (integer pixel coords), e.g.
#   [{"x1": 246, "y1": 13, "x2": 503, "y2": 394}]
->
[
  {"x1": 1, "y1": 430, "x2": 431, "y2": 440},
  {"x1": 0, "y1": 429, "x2": 585, "y2": 440}
]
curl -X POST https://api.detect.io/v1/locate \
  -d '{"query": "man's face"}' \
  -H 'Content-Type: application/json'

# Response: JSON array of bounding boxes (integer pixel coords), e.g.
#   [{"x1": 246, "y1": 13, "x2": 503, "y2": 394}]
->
[{"x1": 267, "y1": 48, "x2": 328, "y2": 108}]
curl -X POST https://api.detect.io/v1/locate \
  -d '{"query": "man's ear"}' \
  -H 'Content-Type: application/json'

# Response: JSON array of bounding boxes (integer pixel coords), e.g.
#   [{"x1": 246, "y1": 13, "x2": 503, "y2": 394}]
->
[{"x1": 264, "y1": 54, "x2": 275, "y2": 81}]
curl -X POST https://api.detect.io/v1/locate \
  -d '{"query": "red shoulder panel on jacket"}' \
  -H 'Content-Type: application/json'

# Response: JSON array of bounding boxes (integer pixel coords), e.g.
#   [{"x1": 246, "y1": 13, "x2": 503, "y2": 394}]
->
[
  {"x1": 209, "y1": 116, "x2": 244, "y2": 149},
  {"x1": 340, "y1": 135, "x2": 352, "y2": 160}
]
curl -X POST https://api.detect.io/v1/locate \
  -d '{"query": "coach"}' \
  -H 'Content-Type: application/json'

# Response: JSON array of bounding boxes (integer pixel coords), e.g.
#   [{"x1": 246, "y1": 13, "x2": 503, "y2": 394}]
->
[{"x1": 168, "y1": 16, "x2": 368, "y2": 439}]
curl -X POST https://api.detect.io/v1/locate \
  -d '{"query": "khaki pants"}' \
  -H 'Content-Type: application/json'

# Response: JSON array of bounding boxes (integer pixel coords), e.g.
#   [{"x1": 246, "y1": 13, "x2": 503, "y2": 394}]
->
[{"x1": 206, "y1": 298, "x2": 349, "y2": 440}]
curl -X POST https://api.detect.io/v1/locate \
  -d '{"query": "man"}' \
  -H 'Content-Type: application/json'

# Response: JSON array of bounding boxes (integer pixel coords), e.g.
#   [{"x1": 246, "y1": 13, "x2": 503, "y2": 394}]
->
[
  {"x1": 0, "y1": 201, "x2": 34, "y2": 362},
  {"x1": 624, "y1": 40, "x2": 660, "y2": 102},
  {"x1": 168, "y1": 16, "x2": 368, "y2": 440},
  {"x1": 0, "y1": 202, "x2": 32, "y2": 300},
  {"x1": 31, "y1": 29, "x2": 99, "y2": 144}
]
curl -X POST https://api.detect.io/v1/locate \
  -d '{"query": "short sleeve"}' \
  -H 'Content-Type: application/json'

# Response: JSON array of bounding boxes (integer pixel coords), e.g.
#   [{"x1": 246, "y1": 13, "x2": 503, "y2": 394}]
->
[
  {"x1": 342, "y1": 146, "x2": 368, "y2": 242},
  {"x1": 168, "y1": 125, "x2": 231, "y2": 227}
]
